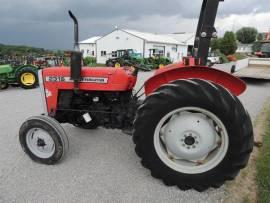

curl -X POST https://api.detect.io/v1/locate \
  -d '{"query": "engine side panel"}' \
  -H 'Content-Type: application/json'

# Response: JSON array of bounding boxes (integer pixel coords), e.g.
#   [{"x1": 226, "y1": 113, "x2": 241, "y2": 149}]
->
[
  {"x1": 145, "y1": 65, "x2": 246, "y2": 96},
  {"x1": 54, "y1": 90, "x2": 137, "y2": 129},
  {"x1": 42, "y1": 67, "x2": 137, "y2": 114}
]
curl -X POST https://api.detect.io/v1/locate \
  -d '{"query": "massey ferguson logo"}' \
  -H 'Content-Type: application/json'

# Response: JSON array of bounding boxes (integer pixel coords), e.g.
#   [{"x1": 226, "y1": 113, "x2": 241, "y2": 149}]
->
[{"x1": 45, "y1": 76, "x2": 108, "y2": 84}]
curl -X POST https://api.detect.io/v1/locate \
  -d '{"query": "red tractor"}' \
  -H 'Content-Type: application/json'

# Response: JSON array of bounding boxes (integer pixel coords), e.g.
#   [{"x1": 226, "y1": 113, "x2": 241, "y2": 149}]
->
[{"x1": 19, "y1": 0, "x2": 253, "y2": 192}]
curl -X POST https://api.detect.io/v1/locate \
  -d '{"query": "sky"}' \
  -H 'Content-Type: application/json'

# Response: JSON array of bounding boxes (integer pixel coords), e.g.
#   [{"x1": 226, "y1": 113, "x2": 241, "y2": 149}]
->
[{"x1": 0, "y1": 0, "x2": 269, "y2": 50}]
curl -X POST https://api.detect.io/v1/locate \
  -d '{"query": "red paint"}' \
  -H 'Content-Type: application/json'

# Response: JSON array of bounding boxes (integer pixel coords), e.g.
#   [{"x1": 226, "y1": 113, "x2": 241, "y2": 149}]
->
[
  {"x1": 42, "y1": 67, "x2": 137, "y2": 113},
  {"x1": 42, "y1": 61, "x2": 246, "y2": 114},
  {"x1": 145, "y1": 64, "x2": 246, "y2": 96}
]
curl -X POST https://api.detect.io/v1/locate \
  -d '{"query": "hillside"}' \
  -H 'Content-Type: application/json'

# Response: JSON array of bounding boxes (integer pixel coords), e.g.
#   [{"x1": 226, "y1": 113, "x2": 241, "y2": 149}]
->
[{"x1": 0, "y1": 43, "x2": 50, "y2": 56}]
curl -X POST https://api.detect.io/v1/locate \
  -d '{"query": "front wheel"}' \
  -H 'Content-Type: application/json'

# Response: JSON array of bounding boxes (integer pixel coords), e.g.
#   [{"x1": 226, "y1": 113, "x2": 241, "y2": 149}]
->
[
  {"x1": 19, "y1": 115, "x2": 69, "y2": 165},
  {"x1": 133, "y1": 79, "x2": 253, "y2": 191},
  {"x1": 0, "y1": 82, "x2": 9, "y2": 90}
]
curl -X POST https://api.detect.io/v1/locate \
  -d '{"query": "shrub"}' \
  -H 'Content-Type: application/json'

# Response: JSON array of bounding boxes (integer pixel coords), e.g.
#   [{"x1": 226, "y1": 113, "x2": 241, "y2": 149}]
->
[
  {"x1": 213, "y1": 50, "x2": 229, "y2": 64},
  {"x1": 83, "y1": 57, "x2": 96, "y2": 66}
]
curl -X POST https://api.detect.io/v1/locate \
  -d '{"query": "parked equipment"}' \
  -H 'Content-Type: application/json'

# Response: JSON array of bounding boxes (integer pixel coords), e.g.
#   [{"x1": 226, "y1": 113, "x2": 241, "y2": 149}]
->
[
  {"x1": 106, "y1": 49, "x2": 142, "y2": 67},
  {"x1": 254, "y1": 41, "x2": 270, "y2": 58},
  {"x1": 33, "y1": 56, "x2": 63, "y2": 68},
  {"x1": 232, "y1": 58, "x2": 270, "y2": 79},
  {"x1": 0, "y1": 64, "x2": 39, "y2": 89},
  {"x1": 207, "y1": 51, "x2": 221, "y2": 66},
  {"x1": 19, "y1": 0, "x2": 253, "y2": 192},
  {"x1": 105, "y1": 49, "x2": 170, "y2": 70},
  {"x1": 105, "y1": 49, "x2": 153, "y2": 70}
]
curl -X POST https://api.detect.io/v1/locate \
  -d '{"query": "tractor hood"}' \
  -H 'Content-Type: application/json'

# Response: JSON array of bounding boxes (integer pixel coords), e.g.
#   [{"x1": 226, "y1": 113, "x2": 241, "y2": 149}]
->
[
  {"x1": 42, "y1": 67, "x2": 136, "y2": 89},
  {"x1": 0, "y1": 65, "x2": 13, "y2": 74}
]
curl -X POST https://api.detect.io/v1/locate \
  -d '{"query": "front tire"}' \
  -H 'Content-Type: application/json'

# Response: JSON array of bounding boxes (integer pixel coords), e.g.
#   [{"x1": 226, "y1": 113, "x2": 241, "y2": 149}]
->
[
  {"x1": 0, "y1": 82, "x2": 9, "y2": 90},
  {"x1": 106, "y1": 61, "x2": 114, "y2": 67},
  {"x1": 133, "y1": 79, "x2": 253, "y2": 191},
  {"x1": 19, "y1": 115, "x2": 69, "y2": 165}
]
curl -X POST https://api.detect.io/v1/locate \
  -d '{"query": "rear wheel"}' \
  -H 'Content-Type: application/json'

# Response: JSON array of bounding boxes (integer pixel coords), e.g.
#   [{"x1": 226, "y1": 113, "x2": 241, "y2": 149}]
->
[
  {"x1": 115, "y1": 62, "x2": 121, "y2": 68},
  {"x1": 133, "y1": 79, "x2": 253, "y2": 191},
  {"x1": 19, "y1": 115, "x2": 69, "y2": 165},
  {"x1": 17, "y1": 67, "x2": 38, "y2": 89}
]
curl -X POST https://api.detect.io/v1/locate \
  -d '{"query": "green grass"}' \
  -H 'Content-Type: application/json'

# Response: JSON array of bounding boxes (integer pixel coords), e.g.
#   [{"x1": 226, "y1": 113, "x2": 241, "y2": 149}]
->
[{"x1": 257, "y1": 115, "x2": 270, "y2": 202}]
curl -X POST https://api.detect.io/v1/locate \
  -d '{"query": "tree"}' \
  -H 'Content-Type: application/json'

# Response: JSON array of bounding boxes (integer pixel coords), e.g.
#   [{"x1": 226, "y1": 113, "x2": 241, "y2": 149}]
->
[
  {"x1": 257, "y1": 33, "x2": 264, "y2": 41},
  {"x1": 236, "y1": 27, "x2": 258, "y2": 44},
  {"x1": 210, "y1": 38, "x2": 222, "y2": 50},
  {"x1": 220, "y1": 32, "x2": 237, "y2": 55}
]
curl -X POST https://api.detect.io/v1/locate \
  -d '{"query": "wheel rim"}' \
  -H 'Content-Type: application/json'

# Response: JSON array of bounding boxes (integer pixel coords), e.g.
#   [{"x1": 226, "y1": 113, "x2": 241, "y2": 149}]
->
[
  {"x1": 26, "y1": 128, "x2": 55, "y2": 159},
  {"x1": 115, "y1": 63, "x2": 121, "y2": 68},
  {"x1": 154, "y1": 107, "x2": 229, "y2": 174},
  {"x1": 159, "y1": 64, "x2": 165, "y2": 69},
  {"x1": 21, "y1": 73, "x2": 35, "y2": 86}
]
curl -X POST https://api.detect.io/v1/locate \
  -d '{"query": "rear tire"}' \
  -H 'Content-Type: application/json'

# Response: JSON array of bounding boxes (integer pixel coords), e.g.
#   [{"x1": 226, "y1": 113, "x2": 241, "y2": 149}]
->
[
  {"x1": 19, "y1": 115, "x2": 69, "y2": 165},
  {"x1": 133, "y1": 79, "x2": 253, "y2": 191},
  {"x1": 17, "y1": 67, "x2": 38, "y2": 89}
]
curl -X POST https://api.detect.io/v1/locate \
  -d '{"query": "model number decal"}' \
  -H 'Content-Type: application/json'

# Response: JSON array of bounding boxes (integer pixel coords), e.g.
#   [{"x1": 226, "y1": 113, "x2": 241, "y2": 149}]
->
[{"x1": 45, "y1": 76, "x2": 108, "y2": 84}]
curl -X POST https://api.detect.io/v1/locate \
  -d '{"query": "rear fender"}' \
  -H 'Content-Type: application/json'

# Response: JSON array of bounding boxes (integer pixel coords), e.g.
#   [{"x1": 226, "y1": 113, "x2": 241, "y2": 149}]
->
[
  {"x1": 145, "y1": 66, "x2": 246, "y2": 96},
  {"x1": 15, "y1": 64, "x2": 38, "y2": 73}
]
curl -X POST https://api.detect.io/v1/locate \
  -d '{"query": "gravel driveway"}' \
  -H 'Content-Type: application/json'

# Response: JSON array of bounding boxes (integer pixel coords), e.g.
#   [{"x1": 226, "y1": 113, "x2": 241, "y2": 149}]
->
[{"x1": 0, "y1": 65, "x2": 269, "y2": 203}]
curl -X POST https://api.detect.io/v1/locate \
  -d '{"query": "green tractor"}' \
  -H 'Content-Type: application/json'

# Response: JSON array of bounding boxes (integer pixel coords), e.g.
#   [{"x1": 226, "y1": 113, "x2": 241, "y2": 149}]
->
[
  {"x1": 0, "y1": 64, "x2": 39, "y2": 90},
  {"x1": 146, "y1": 48, "x2": 172, "y2": 69},
  {"x1": 106, "y1": 49, "x2": 146, "y2": 67}
]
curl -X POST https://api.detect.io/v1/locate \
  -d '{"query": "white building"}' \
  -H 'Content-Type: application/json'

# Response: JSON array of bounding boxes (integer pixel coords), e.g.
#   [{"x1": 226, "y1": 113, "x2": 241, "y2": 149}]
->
[
  {"x1": 236, "y1": 43, "x2": 253, "y2": 54},
  {"x1": 167, "y1": 33, "x2": 195, "y2": 56},
  {"x1": 96, "y1": 29, "x2": 188, "y2": 64},
  {"x1": 79, "y1": 36, "x2": 101, "y2": 58}
]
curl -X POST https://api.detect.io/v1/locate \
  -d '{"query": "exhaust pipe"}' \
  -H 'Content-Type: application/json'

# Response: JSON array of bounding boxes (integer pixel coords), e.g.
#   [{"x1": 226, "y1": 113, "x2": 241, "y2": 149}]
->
[
  {"x1": 68, "y1": 10, "x2": 79, "y2": 51},
  {"x1": 68, "y1": 10, "x2": 82, "y2": 91}
]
